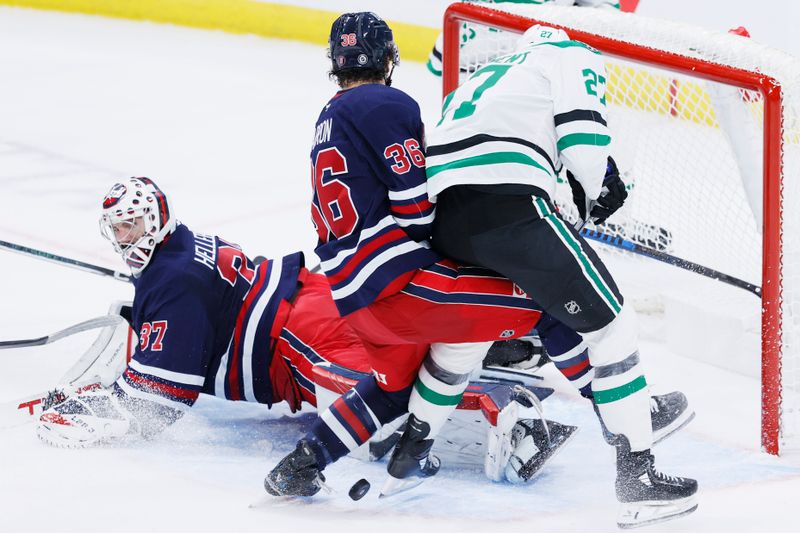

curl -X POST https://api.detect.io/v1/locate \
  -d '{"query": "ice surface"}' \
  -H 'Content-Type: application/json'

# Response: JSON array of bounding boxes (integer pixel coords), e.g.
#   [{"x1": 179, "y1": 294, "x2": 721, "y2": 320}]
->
[{"x1": 1, "y1": 8, "x2": 799, "y2": 533}]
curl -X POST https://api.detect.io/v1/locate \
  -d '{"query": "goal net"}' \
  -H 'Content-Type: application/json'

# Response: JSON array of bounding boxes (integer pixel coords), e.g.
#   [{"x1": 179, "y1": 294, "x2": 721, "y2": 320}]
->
[{"x1": 439, "y1": 2, "x2": 800, "y2": 454}]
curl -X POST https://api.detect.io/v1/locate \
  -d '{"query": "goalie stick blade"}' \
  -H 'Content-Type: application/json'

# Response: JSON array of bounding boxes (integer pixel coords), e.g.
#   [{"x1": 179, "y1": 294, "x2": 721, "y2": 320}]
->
[{"x1": 616, "y1": 496, "x2": 698, "y2": 529}]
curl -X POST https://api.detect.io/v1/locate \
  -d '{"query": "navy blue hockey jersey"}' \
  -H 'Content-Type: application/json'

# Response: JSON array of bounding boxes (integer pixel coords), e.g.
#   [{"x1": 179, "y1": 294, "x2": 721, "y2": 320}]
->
[
  {"x1": 310, "y1": 84, "x2": 440, "y2": 315},
  {"x1": 112, "y1": 223, "x2": 303, "y2": 429}
]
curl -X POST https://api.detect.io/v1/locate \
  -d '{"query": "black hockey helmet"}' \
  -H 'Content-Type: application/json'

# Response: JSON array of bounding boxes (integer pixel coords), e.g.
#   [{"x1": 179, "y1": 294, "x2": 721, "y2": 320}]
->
[{"x1": 329, "y1": 12, "x2": 399, "y2": 77}]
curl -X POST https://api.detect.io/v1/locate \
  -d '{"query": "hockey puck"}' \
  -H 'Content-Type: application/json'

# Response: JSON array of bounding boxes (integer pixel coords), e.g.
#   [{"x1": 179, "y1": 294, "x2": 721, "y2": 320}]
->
[{"x1": 348, "y1": 478, "x2": 370, "y2": 501}]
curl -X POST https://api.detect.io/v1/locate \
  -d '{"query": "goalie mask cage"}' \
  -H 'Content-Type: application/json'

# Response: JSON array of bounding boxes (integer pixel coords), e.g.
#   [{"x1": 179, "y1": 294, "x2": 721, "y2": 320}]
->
[{"x1": 441, "y1": 2, "x2": 800, "y2": 455}]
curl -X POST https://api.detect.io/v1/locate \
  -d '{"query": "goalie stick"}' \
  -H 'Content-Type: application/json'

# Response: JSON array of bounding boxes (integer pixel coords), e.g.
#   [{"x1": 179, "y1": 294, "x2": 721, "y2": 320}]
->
[
  {"x1": 580, "y1": 227, "x2": 762, "y2": 298},
  {"x1": 0, "y1": 239, "x2": 131, "y2": 283},
  {"x1": 0, "y1": 315, "x2": 123, "y2": 349}
]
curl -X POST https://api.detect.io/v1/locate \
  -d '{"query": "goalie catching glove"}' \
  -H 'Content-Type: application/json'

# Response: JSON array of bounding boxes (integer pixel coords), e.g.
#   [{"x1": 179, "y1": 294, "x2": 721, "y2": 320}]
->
[{"x1": 567, "y1": 156, "x2": 628, "y2": 226}]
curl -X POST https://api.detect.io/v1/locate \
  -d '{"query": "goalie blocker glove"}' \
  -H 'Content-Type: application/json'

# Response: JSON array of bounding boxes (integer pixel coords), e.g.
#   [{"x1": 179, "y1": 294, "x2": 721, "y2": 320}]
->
[{"x1": 567, "y1": 156, "x2": 628, "y2": 226}]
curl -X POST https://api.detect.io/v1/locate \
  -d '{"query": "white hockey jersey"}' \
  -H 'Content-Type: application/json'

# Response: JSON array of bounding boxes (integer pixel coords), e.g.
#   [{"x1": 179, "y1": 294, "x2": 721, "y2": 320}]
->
[{"x1": 426, "y1": 28, "x2": 611, "y2": 203}]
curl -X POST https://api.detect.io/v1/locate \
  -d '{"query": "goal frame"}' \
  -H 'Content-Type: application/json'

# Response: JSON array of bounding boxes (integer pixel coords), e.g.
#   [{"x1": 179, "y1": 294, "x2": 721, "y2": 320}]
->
[{"x1": 441, "y1": 2, "x2": 784, "y2": 454}]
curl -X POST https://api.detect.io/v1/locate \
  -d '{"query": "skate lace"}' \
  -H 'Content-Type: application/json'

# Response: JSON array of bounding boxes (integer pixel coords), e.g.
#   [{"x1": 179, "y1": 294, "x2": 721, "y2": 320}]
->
[
  {"x1": 652, "y1": 466, "x2": 682, "y2": 484},
  {"x1": 513, "y1": 385, "x2": 550, "y2": 443}
]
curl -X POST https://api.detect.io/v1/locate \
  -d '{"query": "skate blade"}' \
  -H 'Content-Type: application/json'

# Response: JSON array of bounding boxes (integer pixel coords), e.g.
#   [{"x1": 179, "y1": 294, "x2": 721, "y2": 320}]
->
[
  {"x1": 378, "y1": 474, "x2": 426, "y2": 499},
  {"x1": 617, "y1": 495, "x2": 698, "y2": 529},
  {"x1": 653, "y1": 409, "x2": 696, "y2": 445}
]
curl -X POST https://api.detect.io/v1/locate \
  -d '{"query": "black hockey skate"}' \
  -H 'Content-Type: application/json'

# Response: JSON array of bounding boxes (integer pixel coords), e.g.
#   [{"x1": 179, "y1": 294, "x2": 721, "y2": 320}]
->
[
  {"x1": 651, "y1": 391, "x2": 695, "y2": 444},
  {"x1": 615, "y1": 449, "x2": 698, "y2": 529},
  {"x1": 380, "y1": 414, "x2": 440, "y2": 498},
  {"x1": 264, "y1": 440, "x2": 326, "y2": 497}
]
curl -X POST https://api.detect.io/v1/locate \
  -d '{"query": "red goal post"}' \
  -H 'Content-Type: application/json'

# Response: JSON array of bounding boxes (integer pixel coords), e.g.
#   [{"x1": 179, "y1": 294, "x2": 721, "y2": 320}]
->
[{"x1": 441, "y1": 2, "x2": 788, "y2": 454}]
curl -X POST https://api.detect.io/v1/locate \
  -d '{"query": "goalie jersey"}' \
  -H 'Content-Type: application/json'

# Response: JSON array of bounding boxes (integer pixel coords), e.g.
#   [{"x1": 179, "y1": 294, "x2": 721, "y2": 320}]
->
[
  {"x1": 426, "y1": 30, "x2": 612, "y2": 203},
  {"x1": 310, "y1": 84, "x2": 440, "y2": 316},
  {"x1": 113, "y1": 223, "x2": 303, "y2": 429}
]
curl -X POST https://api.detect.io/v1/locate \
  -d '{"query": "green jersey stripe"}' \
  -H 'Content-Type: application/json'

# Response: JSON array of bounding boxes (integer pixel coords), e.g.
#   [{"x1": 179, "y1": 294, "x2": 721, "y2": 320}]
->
[
  {"x1": 414, "y1": 378, "x2": 464, "y2": 406},
  {"x1": 427, "y1": 151, "x2": 551, "y2": 179},
  {"x1": 534, "y1": 197, "x2": 622, "y2": 313},
  {"x1": 593, "y1": 375, "x2": 648, "y2": 404},
  {"x1": 557, "y1": 133, "x2": 611, "y2": 151}
]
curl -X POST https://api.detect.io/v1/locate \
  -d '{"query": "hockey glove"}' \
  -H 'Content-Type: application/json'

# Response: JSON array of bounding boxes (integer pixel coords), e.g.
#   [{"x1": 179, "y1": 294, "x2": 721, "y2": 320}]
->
[{"x1": 590, "y1": 156, "x2": 628, "y2": 224}]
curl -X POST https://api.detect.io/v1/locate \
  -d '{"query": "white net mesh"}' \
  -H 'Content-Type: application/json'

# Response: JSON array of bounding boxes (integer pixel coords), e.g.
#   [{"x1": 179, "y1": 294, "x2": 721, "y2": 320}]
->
[{"x1": 444, "y1": 3, "x2": 800, "y2": 451}]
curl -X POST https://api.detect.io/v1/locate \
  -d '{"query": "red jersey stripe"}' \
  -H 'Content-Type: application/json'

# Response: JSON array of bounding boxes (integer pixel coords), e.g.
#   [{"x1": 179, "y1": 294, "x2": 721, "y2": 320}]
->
[
  {"x1": 411, "y1": 269, "x2": 519, "y2": 296},
  {"x1": 124, "y1": 370, "x2": 199, "y2": 401},
  {"x1": 332, "y1": 396, "x2": 371, "y2": 443},
  {"x1": 560, "y1": 358, "x2": 591, "y2": 378},
  {"x1": 390, "y1": 199, "x2": 434, "y2": 215}
]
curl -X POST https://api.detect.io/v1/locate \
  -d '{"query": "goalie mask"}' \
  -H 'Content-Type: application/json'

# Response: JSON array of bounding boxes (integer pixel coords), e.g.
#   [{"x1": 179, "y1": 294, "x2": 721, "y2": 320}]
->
[{"x1": 99, "y1": 177, "x2": 176, "y2": 277}]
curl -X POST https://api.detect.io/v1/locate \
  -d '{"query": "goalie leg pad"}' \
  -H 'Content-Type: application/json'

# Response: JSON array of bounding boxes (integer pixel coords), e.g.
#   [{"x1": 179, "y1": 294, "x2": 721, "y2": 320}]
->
[{"x1": 60, "y1": 303, "x2": 135, "y2": 390}]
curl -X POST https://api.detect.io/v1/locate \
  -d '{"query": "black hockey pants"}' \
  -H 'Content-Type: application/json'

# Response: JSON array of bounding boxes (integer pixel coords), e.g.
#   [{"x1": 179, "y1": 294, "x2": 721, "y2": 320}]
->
[{"x1": 431, "y1": 186, "x2": 624, "y2": 333}]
